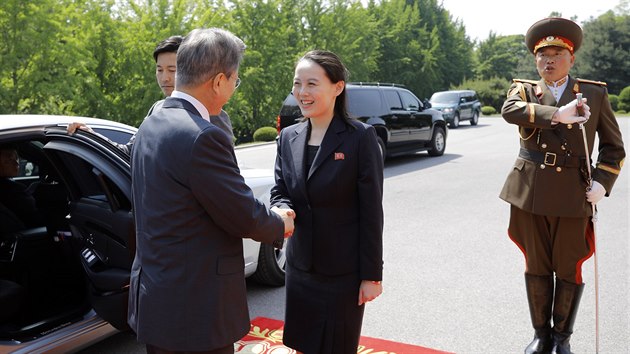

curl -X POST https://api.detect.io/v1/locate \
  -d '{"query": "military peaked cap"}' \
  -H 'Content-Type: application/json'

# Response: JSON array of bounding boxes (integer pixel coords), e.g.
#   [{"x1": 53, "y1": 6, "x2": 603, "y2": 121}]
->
[{"x1": 525, "y1": 17, "x2": 582, "y2": 54}]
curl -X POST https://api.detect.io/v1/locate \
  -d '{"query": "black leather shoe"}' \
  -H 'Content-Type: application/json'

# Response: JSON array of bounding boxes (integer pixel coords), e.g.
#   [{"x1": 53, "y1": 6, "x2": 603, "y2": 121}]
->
[{"x1": 525, "y1": 332, "x2": 552, "y2": 354}]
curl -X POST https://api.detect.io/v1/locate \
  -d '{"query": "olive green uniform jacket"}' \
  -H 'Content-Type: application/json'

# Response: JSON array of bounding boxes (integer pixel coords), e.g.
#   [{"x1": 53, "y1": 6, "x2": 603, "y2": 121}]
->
[{"x1": 500, "y1": 76, "x2": 625, "y2": 217}]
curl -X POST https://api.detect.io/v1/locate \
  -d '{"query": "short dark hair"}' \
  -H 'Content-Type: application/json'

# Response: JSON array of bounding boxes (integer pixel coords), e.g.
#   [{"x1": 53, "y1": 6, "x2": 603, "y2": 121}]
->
[{"x1": 153, "y1": 35, "x2": 184, "y2": 62}]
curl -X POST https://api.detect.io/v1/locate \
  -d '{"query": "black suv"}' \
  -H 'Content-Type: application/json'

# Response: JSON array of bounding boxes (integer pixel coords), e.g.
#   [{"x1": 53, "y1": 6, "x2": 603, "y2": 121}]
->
[
  {"x1": 276, "y1": 83, "x2": 447, "y2": 160},
  {"x1": 429, "y1": 90, "x2": 481, "y2": 128}
]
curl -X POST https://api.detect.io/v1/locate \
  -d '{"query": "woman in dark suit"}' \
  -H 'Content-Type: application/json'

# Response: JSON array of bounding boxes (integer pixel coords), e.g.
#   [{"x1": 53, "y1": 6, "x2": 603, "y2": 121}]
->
[{"x1": 270, "y1": 50, "x2": 384, "y2": 354}]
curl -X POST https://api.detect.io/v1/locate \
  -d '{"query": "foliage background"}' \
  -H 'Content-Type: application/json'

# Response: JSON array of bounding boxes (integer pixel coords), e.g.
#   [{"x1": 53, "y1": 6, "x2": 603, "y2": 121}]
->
[{"x1": 1, "y1": 0, "x2": 628, "y2": 143}]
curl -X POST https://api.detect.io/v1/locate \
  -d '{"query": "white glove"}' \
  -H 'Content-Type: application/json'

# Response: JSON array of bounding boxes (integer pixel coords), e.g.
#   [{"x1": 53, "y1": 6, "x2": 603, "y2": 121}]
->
[
  {"x1": 553, "y1": 98, "x2": 591, "y2": 125},
  {"x1": 586, "y1": 180, "x2": 606, "y2": 204}
]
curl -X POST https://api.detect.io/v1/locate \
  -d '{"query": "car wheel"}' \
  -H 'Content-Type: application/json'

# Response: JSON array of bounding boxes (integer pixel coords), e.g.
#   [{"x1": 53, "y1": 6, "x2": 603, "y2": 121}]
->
[
  {"x1": 427, "y1": 126, "x2": 446, "y2": 157},
  {"x1": 376, "y1": 136, "x2": 386, "y2": 163},
  {"x1": 450, "y1": 113, "x2": 460, "y2": 129},
  {"x1": 470, "y1": 111, "x2": 479, "y2": 126},
  {"x1": 250, "y1": 239, "x2": 287, "y2": 286}
]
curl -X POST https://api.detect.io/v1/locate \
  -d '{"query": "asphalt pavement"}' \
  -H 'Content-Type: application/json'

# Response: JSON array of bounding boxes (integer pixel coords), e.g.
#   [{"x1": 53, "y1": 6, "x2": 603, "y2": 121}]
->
[{"x1": 81, "y1": 116, "x2": 629, "y2": 354}]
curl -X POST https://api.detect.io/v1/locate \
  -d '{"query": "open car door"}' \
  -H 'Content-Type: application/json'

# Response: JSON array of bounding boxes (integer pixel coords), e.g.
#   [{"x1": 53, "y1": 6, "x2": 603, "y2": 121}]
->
[{"x1": 43, "y1": 129, "x2": 134, "y2": 330}]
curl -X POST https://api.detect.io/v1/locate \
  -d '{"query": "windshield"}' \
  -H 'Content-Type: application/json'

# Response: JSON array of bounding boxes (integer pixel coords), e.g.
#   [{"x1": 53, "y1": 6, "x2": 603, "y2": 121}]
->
[{"x1": 430, "y1": 92, "x2": 459, "y2": 104}]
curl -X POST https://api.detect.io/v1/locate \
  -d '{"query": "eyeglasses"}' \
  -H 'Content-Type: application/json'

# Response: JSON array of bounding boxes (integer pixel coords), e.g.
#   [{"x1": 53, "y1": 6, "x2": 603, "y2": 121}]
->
[{"x1": 234, "y1": 77, "x2": 241, "y2": 89}]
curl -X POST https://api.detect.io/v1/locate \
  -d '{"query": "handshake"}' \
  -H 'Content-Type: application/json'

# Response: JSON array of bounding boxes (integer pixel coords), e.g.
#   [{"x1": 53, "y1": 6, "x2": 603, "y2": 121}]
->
[
  {"x1": 552, "y1": 96, "x2": 590, "y2": 125},
  {"x1": 271, "y1": 206, "x2": 296, "y2": 238}
]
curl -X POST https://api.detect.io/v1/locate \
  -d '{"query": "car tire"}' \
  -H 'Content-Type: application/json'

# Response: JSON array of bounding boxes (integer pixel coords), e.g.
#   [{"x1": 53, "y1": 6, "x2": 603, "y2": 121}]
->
[
  {"x1": 470, "y1": 111, "x2": 479, "y2": 126},
  {"x1": 450, "y1": 113, "x2": 460, "y2": 129},
  {"x1": 376, "y1": 136, "x2": 386, "y2": 163},
  {"x1": 250, "y1": 241, "x2": 287, "y2": 286},
  {"x1": 427, "y1": 126, "x2": 446, "y2": 157}
]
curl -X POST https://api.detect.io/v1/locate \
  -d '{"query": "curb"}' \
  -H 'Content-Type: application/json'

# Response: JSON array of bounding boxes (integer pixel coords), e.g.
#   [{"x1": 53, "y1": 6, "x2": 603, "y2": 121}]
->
[{"x1": 234, "y1": 141, "x2": 276, "y2": 150}]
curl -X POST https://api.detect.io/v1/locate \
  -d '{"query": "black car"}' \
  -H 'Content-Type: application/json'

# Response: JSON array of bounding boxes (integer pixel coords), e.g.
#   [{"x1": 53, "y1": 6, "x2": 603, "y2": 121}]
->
[
  {"x1": 0, "y1": 115, "x2": 285, "y2": 353},
  {"x1": 429, "y1": 90, "x2": 481, "y2": 128},
  {"x1": 276, "y1": 83, "x2": 447, "y2": 160}
]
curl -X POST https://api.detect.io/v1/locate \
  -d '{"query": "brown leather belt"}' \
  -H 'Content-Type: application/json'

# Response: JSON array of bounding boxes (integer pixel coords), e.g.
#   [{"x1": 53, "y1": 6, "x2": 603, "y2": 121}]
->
[{"x1": 519, "y1": 148, "x2": 585, "y2": 168}]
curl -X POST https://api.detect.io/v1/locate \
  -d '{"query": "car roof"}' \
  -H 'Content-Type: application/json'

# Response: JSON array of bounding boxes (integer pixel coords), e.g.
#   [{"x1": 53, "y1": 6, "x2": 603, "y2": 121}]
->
[
  {"x1": 0, "y1": 114, "x2": 136, "y2": 132},
  {"x1": 432, "y1": 90, "x2": 475, "y2": 95}
]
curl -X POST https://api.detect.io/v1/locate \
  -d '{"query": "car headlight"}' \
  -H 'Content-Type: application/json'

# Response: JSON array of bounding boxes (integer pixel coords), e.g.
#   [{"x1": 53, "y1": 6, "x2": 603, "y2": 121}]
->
[{"x1": 443, "y1": 108, "x2": 454, "y2": 113}]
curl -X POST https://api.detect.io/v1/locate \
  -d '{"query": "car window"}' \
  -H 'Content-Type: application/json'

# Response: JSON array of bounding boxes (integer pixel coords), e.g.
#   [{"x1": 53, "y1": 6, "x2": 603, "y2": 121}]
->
[
  {"x1": 55, "y1": 151, "x2": 131, "y2": 210},
  {"x1": 399, "y1": 91, "x2": 420, "y2": 111},
  {"x1": 18, "y1": 157, "x2": 38, "y2": 178},
  {"x1": 12, "y1": 141, "x2": 44, "y2": 181},
  {"x1": 92, "y1": 128, "x2": 135, "y2": 145},
  {"x1": 347, "y1": 89, "x2": 382, "y2": 117},
  {"x1": 430, "y1": 92, "x2": 459, "y2": 104},
  {"x1": 383, "y1": 90, "x2": 403, "y2": 110}
]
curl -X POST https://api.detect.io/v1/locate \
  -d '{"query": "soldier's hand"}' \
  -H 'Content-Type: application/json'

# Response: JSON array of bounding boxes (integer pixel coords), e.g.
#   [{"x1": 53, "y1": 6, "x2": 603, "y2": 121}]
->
[
  {"x1": 67, "y1": 122, "x2": 94, "y2": 134},
  {"x1": 271, "y1": 206, "x2": 296, "y2": 238},
  {"x1": 553, "y1": 98, "x2": 590, "y2": 125},
  {"x1": 586, "y1": 181, "x2": 606, "y2": 204}
]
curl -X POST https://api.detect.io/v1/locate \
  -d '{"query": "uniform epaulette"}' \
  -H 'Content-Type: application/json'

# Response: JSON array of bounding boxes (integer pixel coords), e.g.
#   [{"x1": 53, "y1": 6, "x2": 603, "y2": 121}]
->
[
  {"x1": 513, "y1": 79, "x2": 538, "y2": 85},
  {"x1": 576, "y1": 78, "x2": 607, "y2": 86}
]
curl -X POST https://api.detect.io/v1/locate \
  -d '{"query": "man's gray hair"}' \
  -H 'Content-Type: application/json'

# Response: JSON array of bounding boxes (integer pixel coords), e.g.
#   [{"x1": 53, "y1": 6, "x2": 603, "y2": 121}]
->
[{"x1": 176, "y1": 28, "x2": 246, "y2": 87}]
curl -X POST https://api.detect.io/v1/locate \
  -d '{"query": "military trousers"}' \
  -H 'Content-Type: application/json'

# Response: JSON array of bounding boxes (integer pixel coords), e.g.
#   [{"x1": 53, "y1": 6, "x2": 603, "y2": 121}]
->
[{"x1": 508, "y1": 205, "x2": 595, "y2": 284}]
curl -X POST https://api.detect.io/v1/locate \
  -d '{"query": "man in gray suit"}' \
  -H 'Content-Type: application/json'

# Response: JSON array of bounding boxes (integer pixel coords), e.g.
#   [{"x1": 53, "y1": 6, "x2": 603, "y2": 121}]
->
[{"x1": 128, "y1": 28, "x2": 295, "y2": 354}]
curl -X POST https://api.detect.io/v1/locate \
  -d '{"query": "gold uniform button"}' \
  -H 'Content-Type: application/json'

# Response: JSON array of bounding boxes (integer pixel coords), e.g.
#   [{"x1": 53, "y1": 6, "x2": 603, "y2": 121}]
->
[
  {"x1": 561, "y1": 145, "x2": 566, "y2": 150},
  {"x1": 541, "y1": 143, "x2": 547, "y2": 149},
  {"x1": 540, "y1": 164, "x2": 546, "y2": 169},
  {"x1": 556, "y1": 167, "x2": 562, "y2": 172},
  {"x1": 567, "y1": 124, "x2": 573, "y2": 129}
]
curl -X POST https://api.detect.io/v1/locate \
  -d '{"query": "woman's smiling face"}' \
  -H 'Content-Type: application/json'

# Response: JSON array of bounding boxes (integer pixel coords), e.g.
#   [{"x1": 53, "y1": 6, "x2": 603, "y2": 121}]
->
[{"x1": 292, "y1": 59, "x2": 343, "y2": 121}]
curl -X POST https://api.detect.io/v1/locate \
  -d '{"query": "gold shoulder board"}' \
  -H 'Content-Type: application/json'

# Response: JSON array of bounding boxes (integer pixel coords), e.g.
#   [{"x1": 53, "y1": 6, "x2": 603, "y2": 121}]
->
[
  {"x1": 576, "y1": 78, "x2": 607, "y2": 86},
  {"x1": 513, "y1": 79, "x2": 538, "y2": 85}
]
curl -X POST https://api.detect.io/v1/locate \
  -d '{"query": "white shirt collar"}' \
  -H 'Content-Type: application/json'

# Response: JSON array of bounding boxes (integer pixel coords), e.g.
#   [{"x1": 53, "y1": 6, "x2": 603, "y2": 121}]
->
[
  {"x1": 545, "y1": 76, "x2": 569, "y2": 102},
  {"x1": 170, "y1": 90, "x2": 210, "y2": 122}
]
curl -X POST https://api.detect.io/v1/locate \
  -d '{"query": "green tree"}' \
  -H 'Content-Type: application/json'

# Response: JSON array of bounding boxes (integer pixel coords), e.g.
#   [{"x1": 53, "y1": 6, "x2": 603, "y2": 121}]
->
[
  {"x1": 574, "y1": 11, "x2": 630, "y2": 95},
  {"x1": 618, "y1": 86, "x2": 630, "y2": 111},
  {"x1": 226, "y1": 0, "x2": 304, "y2": 142},
  {"x1": 370, "y1": 0, "x2": 435, "y2": 97},
  {"x1": 476, "y1": 34, "x2": 529, "y2": 81},
  {"x1": 0, "y1": 0, "x2": 88, "y2": 114},
  {"x1": 417, "y1": 0, "x2": 475, "y2": 92}
]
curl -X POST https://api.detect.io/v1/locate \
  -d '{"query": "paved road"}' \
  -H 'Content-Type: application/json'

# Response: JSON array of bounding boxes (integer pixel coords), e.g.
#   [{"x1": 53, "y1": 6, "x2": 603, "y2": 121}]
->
[{"x1": 81, "y1": 116, "x2": 629, "y2": 353}]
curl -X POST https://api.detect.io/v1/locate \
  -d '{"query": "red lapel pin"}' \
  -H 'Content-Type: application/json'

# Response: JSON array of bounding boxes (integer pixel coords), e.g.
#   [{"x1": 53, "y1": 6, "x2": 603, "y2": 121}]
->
[{"x1": 334, "y1": 152, "x2": 345, "y2": 160}]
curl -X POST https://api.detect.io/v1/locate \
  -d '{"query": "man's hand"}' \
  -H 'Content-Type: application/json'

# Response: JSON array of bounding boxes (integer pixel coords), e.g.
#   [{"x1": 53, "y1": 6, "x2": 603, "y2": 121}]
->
[
  {"x1": 358, "y1": 280, "x2": 383, "y2": 306},
  {"x1": 586, "y1": 180, "x2": 606, "y2": 204},
  {"x1": 67, "y1": 122, "x2": 94, "y2": 134},
  {"x1": 271, "y1": 206, "x2": 296, "y2": 238},
  {"x1": 552, "y1": 98, "x2": 591, "y2": 125}
]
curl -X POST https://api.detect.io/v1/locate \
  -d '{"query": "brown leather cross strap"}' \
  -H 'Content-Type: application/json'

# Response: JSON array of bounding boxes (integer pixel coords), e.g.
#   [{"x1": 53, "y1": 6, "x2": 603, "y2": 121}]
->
[{"x1": 519, "y1": 148, "x2": 586, "y2": 168}]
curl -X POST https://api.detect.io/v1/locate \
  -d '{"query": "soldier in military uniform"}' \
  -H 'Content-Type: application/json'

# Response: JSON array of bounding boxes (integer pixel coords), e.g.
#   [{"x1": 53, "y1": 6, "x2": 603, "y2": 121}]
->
[{"x1": 500, "y1": 17, "x2": 625, "y2": 354}]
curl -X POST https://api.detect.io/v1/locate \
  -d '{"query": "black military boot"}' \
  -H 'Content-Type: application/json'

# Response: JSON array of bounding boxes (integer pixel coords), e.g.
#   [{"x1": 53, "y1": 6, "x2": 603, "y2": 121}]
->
[
  {"x1": 524, "y1": 274, "x2": 554, "y2": 354},
  {"x1": 551, "y1": 278, "x2": 585, "y2": 354}
]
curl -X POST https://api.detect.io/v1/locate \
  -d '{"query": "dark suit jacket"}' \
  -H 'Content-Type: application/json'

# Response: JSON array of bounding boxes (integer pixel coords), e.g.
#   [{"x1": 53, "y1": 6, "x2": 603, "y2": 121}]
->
[
  {"x1": 500, "y1": 76, "x2": 625, "y2": 217},
  {"x1": 115, "y1": 101, "x2": 234, "y2": 155},
  {"x1": 271, "y1": 116, "x2": 384, "y2": 280},
  {"x1": 128, "y1": 97, "x2": 284, "y2": 351},
  {"x1": 0, "y1": 178, "x2": 41, "y2": 228}
]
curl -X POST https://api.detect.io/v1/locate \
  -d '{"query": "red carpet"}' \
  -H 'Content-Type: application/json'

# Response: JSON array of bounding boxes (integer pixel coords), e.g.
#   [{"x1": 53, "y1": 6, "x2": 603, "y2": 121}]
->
[{"x1": 235, "y1": 317, "x2": 453, "y2": 353}]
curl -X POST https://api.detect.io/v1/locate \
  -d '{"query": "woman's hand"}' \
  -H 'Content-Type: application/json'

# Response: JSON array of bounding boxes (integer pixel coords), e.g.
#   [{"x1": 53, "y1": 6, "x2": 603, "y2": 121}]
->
[{"x1": 358, "y1": 280, "x2": 383, "y2": 306}]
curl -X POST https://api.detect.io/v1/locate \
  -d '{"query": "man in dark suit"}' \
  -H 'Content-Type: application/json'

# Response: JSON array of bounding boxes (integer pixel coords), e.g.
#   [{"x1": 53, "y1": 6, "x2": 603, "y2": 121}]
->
[
  {"x1": 0, "y1": 145, "x2": 42, "y2": 228},
  {"x1": 128, "y1": 28, "x2": 295, "y2": 354},
  {"x1": 501, "y1": 18, "x2": 625, "y2": 354}
]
